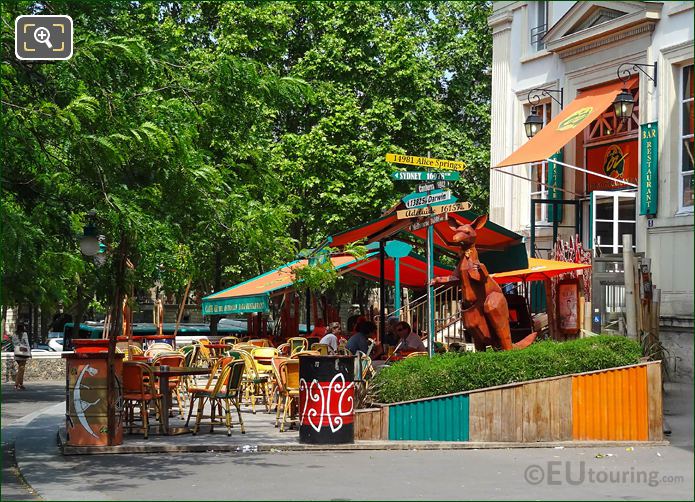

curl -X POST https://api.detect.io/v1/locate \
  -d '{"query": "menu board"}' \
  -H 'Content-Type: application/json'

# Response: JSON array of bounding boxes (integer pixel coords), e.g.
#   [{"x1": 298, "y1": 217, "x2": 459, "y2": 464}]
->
[{"x1": 558, "y1": 280, "x2": 579, "y2": 335}]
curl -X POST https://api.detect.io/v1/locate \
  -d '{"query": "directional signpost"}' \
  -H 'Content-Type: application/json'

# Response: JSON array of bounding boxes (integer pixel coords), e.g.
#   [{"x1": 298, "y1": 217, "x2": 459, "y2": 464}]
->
[
  {"x1": 396, "y1": 201, "x2": 471, "y2": 219},
  {"x1": 386, "y1": 153, "x2": 466, "y2": 171},
  {"x1": 409, "y1": 214, "x2": 447, "y2": 232},
  {"x1": 401, "y1": 189, "x2": 455, "y2": 209},
  {"x1": 390, "y1": 170, "x2": 460, "y2": 181},
  {"x1": 386, "y1": 153, "x2": 468, "y2": 358},
  {"x1": 417, "y1": 181, "x2": 447, "y2": 192}
]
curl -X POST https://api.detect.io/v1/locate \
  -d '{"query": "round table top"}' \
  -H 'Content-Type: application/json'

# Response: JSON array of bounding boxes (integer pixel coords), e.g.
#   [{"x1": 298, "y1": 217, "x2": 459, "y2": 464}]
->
[{"x1": 151, "y1": 366, "x2": 212, "y2": 376}]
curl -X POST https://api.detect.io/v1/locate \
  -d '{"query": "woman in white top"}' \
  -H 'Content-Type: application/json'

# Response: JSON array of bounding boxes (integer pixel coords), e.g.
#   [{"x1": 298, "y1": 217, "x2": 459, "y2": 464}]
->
[
  {"x1": 11, "y1": 324, "x2": 31, "y2": 390},
  {"x1": 319, "y1": 322, "x2": 341, "y2": 354}
]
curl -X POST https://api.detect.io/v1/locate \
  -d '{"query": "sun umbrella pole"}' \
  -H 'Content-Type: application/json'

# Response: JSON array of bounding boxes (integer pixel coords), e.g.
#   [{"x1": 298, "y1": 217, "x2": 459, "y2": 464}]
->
[
  {"x1": 544, "y1": 278, "x2": 557, "y2": 340},
  {"x1": 174, "y1": 278, "x2": 191, "y2": 339}
]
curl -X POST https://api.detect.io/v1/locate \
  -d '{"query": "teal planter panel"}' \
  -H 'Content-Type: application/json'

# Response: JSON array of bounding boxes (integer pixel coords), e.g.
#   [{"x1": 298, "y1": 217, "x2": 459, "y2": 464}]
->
[{"x1": 388, "y1": 395, "x2": 469, "y2": 441}]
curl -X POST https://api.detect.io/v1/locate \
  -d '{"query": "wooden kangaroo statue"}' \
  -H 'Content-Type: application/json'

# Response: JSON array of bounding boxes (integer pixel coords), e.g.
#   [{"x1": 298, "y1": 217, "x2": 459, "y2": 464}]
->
[{"x1": 432, "y1": 215, "x2": 536, "y2": 351}]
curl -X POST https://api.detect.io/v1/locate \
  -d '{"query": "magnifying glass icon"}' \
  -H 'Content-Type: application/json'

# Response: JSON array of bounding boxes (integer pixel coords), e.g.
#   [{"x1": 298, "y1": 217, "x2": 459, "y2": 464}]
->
[{"x1": 33, "y1": 27, "x2": 52, "y2": 49}]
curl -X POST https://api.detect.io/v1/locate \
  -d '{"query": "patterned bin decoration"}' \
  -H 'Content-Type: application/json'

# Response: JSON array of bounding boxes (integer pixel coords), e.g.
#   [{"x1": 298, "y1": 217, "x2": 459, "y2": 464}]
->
[
  {"x1": 65, "y1": 354, "x2": 123, "y2": 446},
  {"x1": 389, "y1": 394, "x2": 469, "y2": 441}
]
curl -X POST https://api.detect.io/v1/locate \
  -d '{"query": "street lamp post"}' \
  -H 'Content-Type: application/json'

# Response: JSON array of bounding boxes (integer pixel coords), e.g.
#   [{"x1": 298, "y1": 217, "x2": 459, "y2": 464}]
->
[{"x1": 79, "y1": 211, "x2": 121, "y2": 446}]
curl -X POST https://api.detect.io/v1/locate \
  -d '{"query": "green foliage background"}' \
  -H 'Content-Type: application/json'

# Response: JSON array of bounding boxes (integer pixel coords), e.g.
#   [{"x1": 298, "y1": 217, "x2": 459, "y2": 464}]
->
[{"x1": 1, "y1": 1, "x2": 493, "y2": 319}]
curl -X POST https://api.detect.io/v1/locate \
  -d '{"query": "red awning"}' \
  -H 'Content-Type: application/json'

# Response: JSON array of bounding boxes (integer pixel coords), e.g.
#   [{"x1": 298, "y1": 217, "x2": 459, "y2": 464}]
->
[
  {"x1": 327, "y1": 210, "x2": 523, "y2": 253},
  {"x1": 350, "y1": 253, "x2": 454, "y2": 288}
]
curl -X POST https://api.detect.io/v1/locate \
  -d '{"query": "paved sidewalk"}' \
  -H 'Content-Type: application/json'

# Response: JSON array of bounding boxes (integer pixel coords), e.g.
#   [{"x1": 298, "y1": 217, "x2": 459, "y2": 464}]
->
[
  {"x1": 3, "y1": 380, "x2": 693, "y2": 500},
  {"x1": 2, "y1": 381, "x2": 65, "y2": 501}
]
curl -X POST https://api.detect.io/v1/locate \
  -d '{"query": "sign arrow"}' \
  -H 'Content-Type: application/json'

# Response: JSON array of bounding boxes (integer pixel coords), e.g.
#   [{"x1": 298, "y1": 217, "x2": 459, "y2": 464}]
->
[
  {"x1": 396, "y1": 201, "x2": 471, "y2": 220},
  {"x1": 401, "y1": 189, "x2": 455, "y2": 209},
  {"x1": 386, "y1": 153, "x2": 465, "y2": 171},
  {"x1": 390, "y1": 171, "x2": 460, "y2": 181}
]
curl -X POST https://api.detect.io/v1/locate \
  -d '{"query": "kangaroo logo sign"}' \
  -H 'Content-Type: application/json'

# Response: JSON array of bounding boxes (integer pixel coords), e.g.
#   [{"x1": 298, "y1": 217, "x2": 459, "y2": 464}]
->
[
  {"x1": 557, "y1": 107, "x2": 593, "y2": 131},
  {"x1": 603, "y1": 144, "x2": 626, "y2": 178},
  {"x1": 586, "y1": 139, "x2": 638, "y2": 191}
]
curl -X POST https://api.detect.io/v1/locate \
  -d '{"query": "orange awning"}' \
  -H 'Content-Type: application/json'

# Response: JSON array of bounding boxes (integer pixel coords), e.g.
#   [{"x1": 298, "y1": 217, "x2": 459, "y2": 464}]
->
[
  {"x1": 202, "y1": 251, "x2": 456, "y2": 315},
  {"x1": 491, "y1": 258, "x2": 591, "y2": 284},
  {"x1": 495, "y1": 77, "x2": 636, "y2": 168}
]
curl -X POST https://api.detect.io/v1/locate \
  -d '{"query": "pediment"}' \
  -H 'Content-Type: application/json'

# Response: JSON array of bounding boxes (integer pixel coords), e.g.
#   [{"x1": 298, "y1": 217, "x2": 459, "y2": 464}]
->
[
  {"x1": 544, "y1": 1, "x2": 663, "y2": 57},
  {"x1": 565, "y1": 6, "x2": 628, "y2": 34}
]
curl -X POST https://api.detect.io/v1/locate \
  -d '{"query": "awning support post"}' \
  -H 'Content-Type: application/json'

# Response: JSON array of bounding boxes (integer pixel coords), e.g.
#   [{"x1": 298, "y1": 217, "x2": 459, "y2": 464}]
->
[
  {"x1": 394, "y1": 257, "x2": 401, "y2": 315},
  {"x1": 531, "y1": 200, "x2": 537, "y2": 258},
  {"x1": 427, "y1": 223, "x2": 435, "y2": 358},
  {"x1": 305, "y1": 289, "x2": 311, "y2": 335},
  {"x1": 379, "y1": 240, "x2": 386, "y2": 343}
]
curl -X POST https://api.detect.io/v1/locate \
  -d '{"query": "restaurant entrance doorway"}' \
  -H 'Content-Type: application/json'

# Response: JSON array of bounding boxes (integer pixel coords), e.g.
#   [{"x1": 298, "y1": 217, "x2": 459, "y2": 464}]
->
[{"x1": 590, "y1": 190, "x2": 636, "y2": 254}]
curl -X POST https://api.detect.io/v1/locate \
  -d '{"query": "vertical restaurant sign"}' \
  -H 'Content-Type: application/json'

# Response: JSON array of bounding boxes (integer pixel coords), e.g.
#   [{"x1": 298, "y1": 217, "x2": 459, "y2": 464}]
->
[
  {"x1": 547, "y1": 150, "x2": 563, "y2": 222},
  {"x1": 640, "y1": 122, "x2": 658, "y2": 216},
  {"x1": 586, "y1": 139, "x2": 638, "y2": 192}
]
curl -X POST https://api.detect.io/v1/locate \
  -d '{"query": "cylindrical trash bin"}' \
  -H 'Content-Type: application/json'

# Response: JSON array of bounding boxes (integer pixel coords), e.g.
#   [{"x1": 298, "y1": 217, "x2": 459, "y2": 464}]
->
[
  {"x1": 63, "y1": 352, "x2": 124, "y2": 446},
  {"x1": 72, "y1": 338, "x2": 110, "y2": 353},
  {"x1": 299, "y1": 355, "x2": 355, "y2": 444}
]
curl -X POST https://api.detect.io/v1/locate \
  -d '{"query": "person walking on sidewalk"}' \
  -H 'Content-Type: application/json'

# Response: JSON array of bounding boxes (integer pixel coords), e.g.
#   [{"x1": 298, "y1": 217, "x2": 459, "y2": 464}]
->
[{"x1": 11, "y1": 322, "x2": 31, "y2": 390}]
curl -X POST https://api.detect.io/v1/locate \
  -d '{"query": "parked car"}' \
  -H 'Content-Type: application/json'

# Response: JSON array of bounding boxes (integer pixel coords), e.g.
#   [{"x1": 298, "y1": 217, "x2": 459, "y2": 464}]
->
[{"x1": 48, "y1": 338, "x2": 64, "y2": 352}]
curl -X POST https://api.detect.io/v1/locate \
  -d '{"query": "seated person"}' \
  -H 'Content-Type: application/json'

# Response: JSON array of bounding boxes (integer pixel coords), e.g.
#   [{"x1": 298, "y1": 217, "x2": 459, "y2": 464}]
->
[
  {"x1": 346, "y1": 320, "x2": 383, "y2": 358},
  {"x1": 382, "y1": 316, "x2": 400, "y2": 347},
  {"x1": 319, "y1": 322, "x2": 340, "y2": 354},
  {"x1": 311, "y1": 319, "x2": 327, "y2": 338},
  {"x1": 394, "y1": 321, "x2": 426, "y2": 353}
]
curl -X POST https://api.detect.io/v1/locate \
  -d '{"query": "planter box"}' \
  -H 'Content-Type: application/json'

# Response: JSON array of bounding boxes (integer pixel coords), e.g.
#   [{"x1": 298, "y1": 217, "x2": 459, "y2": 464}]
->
[
  {"x1": 354, "y1": 408, "x2": 388, "y2": 440},
  {"x1": 356, "y1": 361, "x2": 663, "y2": 443}
]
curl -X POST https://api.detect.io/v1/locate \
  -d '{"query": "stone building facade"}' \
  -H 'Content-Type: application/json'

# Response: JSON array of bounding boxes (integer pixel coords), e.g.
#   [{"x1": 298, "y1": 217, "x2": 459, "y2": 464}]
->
[{"x1": 488, "y1": 1, "x2": 693, "y2": 379}]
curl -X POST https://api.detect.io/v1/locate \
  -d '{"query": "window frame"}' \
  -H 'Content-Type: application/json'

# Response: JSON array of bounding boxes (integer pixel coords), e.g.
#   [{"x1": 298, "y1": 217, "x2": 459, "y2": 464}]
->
[
  {"x1": 528, "y1": 101, "x2": 553, "y2": 223},
  {"x1": 529, "y1": 1, "x2": 549, "y2": 53},
  {"x1": 679, "y1": 64, "x2": 694, "y2": 212}
]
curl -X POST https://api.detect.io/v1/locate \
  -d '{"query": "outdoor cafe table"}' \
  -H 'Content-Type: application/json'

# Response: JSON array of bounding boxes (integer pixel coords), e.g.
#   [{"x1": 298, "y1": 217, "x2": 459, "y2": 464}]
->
[{"x1": 152, "y1": 365, "x2": 211, "y2": 435}]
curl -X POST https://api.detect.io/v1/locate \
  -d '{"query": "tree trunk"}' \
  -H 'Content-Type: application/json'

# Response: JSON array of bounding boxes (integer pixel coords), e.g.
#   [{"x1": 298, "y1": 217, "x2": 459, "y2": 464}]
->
[
  {"x1": 72, "y1": 283, "x2": 87, "y2": 342},
  {"x1": 107, "y1": 234, "x2": 128, "y2": 446},
  {"x1": 210, "y1": 249, "x2": 222, "y2": 337}
]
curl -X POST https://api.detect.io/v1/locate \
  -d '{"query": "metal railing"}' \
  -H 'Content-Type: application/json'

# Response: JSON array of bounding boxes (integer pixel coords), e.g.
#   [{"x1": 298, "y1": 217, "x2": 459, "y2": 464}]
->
[{"x1": 386, "y1": 284, "x2": 466, "y2": 344}]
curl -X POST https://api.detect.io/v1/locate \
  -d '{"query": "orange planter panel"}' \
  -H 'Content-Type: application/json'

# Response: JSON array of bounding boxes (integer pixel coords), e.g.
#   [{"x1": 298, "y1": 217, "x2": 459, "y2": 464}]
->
[{"x1": 572, "y1": 366, "x2": 648, "y2": 441}]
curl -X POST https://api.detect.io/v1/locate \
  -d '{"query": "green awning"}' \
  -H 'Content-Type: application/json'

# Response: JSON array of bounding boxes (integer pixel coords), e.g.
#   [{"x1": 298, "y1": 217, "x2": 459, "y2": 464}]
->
[{"x1": 202, "y1": 295, "x2": 270, "y2": 316}]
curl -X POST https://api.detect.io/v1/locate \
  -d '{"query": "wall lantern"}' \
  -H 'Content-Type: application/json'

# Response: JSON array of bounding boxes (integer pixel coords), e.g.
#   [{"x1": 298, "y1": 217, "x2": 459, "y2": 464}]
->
[
  {"x1": 79, "y1": 210, "x2": 100, "y2": 257},
  {"x1": 613, "y1": 62, "x2": 657, "y2": 121},
  {"x1": 524, "y1": 108, "x2": 544, "y2": 138},
  {"x1": 613, "y1": 88, "x2": 635, "y2": 121},
  {"x1": 524, "y1": 87, "x2": 563, "y2": 138}
]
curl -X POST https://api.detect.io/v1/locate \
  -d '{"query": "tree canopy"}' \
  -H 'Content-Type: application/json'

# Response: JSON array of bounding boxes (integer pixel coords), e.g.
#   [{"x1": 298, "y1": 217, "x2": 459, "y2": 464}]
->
[{"x1": 1, "y1": 1, "x2": 492, "y2": 319}]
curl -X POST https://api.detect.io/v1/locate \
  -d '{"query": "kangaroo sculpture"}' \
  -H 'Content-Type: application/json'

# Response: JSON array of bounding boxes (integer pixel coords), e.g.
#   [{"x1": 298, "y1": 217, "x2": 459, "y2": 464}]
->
[{"x1": 432, "y1": 214, "x2": 536, "y2": 351}]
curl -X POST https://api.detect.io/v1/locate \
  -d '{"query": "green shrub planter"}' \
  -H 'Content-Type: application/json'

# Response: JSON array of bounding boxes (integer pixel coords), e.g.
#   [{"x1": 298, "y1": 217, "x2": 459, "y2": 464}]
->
[{"x1": 373, "y1": 336, "x2": 642, "y2": 404}]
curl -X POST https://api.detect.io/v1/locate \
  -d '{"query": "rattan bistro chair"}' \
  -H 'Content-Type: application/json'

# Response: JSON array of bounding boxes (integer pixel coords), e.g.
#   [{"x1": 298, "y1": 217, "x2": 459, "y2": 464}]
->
[
  {"x1": 278, "y1": 359, "x2": 300, "y2": 432},
  {"x1": 288, "y1": 337, "x2": 308, "y2": 355},
  {"x1": 123, "y1": 362, "x2": 161, "y2": 439},
  {"x1": 190, "y1": 360, "x2": 247, "y2": 436},
  {"x1": 310, "y1": 343, "x2": 329, "y2": 355}
]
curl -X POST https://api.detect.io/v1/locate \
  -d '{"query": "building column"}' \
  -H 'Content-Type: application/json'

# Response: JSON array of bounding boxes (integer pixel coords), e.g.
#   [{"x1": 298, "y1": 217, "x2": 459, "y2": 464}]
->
[{"x1": 489, "y1": 10, "x2": 513, "y2": 225}]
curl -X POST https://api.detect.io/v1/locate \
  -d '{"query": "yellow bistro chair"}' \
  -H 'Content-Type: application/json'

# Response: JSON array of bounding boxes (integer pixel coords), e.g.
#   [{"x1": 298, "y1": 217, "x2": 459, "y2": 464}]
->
[
  {"x1": 279, "y1": 359, "x2": 300, "y2": 432},
  {"x1": 310, "y1": 343, "x2": 329, "y2": 355},
  {"x1": 288, "y1": 337, "x2": 308, "y2": 355}
]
